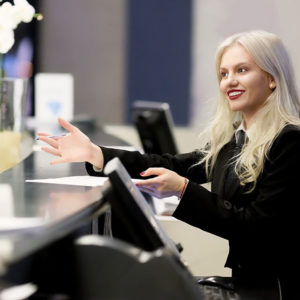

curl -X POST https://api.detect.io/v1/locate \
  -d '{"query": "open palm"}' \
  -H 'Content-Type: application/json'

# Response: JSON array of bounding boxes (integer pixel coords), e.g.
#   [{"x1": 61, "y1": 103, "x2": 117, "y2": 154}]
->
[{"x1": 37, "y1": 118, "x2": 96, "y2": 165}]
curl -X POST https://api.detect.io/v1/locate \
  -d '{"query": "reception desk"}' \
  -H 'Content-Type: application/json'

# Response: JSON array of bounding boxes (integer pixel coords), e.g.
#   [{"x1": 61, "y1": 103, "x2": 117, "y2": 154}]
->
[
  {"x1": 0, "y1": 126, "x2": 130, "y2": 297},
  {"x1": 0, "y1": 128, "x2": 215, "y2": 300}
]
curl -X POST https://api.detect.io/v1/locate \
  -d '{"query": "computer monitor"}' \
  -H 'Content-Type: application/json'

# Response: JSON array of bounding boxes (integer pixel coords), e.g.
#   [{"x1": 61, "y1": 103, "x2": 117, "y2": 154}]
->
[
  {"x1": 132, "y1": 100, "x2": 178, "y2": 155},
  {"x1": 102, "y1": 157, "x2": 180, "y2": 257}
]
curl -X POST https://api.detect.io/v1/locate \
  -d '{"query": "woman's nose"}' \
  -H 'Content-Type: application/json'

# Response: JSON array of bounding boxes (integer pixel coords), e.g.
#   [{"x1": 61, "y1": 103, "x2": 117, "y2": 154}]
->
[{"x1": 227, "y1": 73, "x2": 238, "y2": 86}]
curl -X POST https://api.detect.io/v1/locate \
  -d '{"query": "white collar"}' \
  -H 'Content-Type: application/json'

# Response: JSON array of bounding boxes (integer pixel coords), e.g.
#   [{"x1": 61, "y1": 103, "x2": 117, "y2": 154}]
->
[{"x1": 235, "y1": 121, "x2": 251, "y2": 143}]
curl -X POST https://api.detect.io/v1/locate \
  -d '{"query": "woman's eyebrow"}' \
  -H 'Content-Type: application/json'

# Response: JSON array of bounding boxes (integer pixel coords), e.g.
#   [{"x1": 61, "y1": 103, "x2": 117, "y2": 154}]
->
[
  {"x1": 235, "y1": 62, "x2": 251, "y2": 67},
  {"x1": 220, "y1": 62, "x2": 251, "y2": 70}
]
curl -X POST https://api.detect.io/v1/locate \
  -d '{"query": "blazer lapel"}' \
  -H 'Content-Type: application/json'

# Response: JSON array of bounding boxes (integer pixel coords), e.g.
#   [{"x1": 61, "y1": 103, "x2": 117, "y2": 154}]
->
[{"x1": 212, "y1": 139, "x2": 241, "y2": 199}]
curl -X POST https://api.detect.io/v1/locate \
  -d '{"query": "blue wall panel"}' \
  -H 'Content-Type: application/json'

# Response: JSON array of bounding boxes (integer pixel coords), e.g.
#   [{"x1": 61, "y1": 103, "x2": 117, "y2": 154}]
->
[{"x1": 126, "y1": 0, "x2": 192, "y2": 125}]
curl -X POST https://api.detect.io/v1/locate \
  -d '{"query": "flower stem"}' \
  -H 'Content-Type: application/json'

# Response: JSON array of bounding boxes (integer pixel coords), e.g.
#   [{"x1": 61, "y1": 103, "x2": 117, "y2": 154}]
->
[{"x1": 34, "y1": 13, "x2": 43, "y2": 21}]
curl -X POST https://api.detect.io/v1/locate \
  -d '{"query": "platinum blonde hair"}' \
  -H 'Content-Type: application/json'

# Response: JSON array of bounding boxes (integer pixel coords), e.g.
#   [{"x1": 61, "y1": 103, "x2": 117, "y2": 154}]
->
[{"x1": 201, "y1": 30, "x2": 300, "y2": 190}]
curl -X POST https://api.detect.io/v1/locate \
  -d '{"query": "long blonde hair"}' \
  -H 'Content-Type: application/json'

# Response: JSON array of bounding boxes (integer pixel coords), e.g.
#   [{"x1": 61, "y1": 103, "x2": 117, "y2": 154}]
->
[{"x1": 201, "y1": 30, "x2": 300, "y2": 189}]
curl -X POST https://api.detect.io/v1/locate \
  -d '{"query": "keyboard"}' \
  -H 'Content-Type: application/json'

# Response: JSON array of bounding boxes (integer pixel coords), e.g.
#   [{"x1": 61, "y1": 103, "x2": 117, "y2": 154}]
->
[{"x1": 199, "y1": 285, "x2": 240, "y2": 300}]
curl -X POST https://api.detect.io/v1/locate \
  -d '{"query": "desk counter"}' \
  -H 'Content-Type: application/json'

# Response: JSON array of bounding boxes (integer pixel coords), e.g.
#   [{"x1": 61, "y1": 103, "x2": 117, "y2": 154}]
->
[{"x1": 0, "y1": 127, "x2": 128, "y2": 275}]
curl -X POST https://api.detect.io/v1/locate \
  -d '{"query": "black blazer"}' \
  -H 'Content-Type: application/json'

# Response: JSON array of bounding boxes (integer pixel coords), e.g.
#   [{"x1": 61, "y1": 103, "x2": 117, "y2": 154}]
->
[{"x1": 86, "y1": 125, "x2": 300, "y2": 294}]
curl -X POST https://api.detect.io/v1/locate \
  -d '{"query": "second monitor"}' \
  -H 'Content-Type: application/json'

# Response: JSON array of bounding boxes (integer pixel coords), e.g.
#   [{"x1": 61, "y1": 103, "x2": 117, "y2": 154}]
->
[{"x1": 132, "y1": 100, "x2": 178, "y2": 155}]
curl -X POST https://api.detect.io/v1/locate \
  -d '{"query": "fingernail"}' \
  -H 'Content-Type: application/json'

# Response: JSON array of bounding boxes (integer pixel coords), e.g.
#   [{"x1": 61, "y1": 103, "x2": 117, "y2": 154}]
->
[{"x1": 140, "y1": 171, "x2": 145, "y2": 176}]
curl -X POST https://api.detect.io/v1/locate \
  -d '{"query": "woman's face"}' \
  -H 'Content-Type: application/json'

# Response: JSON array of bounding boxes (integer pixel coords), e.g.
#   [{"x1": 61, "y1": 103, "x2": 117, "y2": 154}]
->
[{"x1": 219, "y1": 43, "x2": 275, "y2": 126}]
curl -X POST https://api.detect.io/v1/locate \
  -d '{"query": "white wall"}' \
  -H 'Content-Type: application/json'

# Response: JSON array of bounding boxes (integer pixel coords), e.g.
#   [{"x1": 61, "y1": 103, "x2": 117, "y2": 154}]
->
[
  {"x1": 191, "y1": 0, "x2": 300, "y2": 130},
  {"x1": 159, "y1": 216, "x2": 230, "y2": 276}
]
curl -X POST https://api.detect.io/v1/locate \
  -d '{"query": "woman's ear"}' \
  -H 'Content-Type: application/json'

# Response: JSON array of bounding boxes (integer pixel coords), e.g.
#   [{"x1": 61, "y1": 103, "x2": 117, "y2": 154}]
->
[{"x1": 269, "y1": 77, "x2": 276, "y2": 90}]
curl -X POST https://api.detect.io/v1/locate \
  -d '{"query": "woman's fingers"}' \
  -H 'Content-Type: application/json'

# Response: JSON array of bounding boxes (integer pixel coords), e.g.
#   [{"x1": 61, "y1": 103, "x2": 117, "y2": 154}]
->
[
  {"x1": 137, "y1": 167, "x2": 168, "y2": 187},
  {"x1": 58, "y1": 118, "x2": 78, "y2": 133},
  {"x1": 137, "y1": 187, "x2": 153, "y2": 194},
  {"x1": 41, "y1": 147, "x2": 61, "y2": 157},
  {"x1": 137, "y1": 184, "x2": 157, "y2": 192},
  {"x1": 36, "y1": 118, "x2": 94, "y2": 165},
  {"x1": 50, "y1": 157, "x2": 69, "y2": 165},
  {"x1": 140, "y1": 167, "x2": 166, "y2": 177},
  {"x1": 137, "y1": 185, "x2": 167, "y2": 199},
  {"x1": 135, "y1": 178, "x2": 158, "y2": 187},
  {"x1": 137, "y1": 186, "x2": 157, "y2": 197},
  {"x1": 38, "y1": 136, "x2": 59, "y2": 149},
  {"x1": 37, "y1": 131, "x2": 51, "y2": 137},
  {"x1": 137, "y1": 167, "x2": 185, "y2": 199}
]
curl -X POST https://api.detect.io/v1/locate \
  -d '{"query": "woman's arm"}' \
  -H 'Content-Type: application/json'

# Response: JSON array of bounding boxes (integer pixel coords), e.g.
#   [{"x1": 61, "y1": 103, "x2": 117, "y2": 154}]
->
[
  {"x1": 86, "y1": 146, "x2": 204, "y2": 179},
  {"x1": 173, "y1": 127, "x2": 300, "y2": 240},
  {"x1": 38, "y1": 118, "x2": 207, "y2": 182}
]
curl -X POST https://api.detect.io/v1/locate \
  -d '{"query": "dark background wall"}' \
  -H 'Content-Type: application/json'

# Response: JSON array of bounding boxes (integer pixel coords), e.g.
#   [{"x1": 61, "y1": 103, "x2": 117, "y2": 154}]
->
[{"x1": 126, "y1": 0, "x2": 192, "y2": 125}]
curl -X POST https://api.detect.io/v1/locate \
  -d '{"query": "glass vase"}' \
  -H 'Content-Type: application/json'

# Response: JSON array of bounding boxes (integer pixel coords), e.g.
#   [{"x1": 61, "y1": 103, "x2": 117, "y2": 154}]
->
[{"x1": 0, "y1": 78, "x2": 28, "y2": 173}]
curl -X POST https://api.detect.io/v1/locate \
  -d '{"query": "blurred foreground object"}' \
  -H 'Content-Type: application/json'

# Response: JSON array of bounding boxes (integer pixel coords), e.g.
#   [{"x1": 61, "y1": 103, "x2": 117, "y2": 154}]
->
[{"x1": 0, "y1": 78, "x2": 27, "y2": 173}]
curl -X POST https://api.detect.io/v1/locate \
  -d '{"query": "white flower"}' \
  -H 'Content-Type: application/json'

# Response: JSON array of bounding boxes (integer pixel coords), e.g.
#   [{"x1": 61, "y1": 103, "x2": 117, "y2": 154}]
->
[
  {"x1": 12, "y1": 0, "x2": 35, "y2": 23},
  {"x1": 0, "y1": 3, "x2": 15, "y2": 53},
  {"x1": 0, "y1": 27, "x2": 14, "y2": 54},
  {"x1": 0, "y1": 0, "x2": 36, "y2": 54}
]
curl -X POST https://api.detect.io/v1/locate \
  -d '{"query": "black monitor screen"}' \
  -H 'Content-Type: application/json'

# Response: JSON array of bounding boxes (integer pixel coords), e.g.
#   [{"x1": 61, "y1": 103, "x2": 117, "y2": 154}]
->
[
  {"x1": 102, "y1": 157, "x2": 180, "y2": 256},
  {"x1": 132, "y1": 100, "x2": 178, "y2": 155}
]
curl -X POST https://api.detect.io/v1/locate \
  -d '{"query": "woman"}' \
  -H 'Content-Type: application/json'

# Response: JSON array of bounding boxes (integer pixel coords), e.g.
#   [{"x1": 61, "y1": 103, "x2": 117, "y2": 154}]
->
[{"x1": 38, "y1": 30, "x2": 300, "y2": 298}]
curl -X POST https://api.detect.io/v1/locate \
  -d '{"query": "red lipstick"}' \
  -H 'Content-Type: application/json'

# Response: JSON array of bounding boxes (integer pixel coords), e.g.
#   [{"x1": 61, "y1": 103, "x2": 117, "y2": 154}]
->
[{"x1": 227, "y1": 89, "x2": 245, "y2": 100}]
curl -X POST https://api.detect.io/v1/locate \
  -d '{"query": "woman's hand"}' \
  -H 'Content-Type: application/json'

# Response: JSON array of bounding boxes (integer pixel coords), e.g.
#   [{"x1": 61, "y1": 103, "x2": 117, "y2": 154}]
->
[
  {"x1": 135, "y1": 167, "x2": 186, "y2": 199},
  {"x1": 37, "y1": 118, "x2": 103, "y2": 168}
]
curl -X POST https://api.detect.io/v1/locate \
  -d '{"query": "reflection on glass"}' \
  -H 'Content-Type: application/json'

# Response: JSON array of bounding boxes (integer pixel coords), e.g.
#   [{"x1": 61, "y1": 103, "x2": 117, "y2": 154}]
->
[{"x1": 39, "y1": 187, "x2": 103, "y2": 221}]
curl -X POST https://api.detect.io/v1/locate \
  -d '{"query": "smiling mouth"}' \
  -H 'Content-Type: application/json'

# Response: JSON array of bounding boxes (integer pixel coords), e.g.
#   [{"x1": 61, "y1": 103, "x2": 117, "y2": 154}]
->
[{"x1": 227, "y1": 90, "x2": 245, "y2": 100}]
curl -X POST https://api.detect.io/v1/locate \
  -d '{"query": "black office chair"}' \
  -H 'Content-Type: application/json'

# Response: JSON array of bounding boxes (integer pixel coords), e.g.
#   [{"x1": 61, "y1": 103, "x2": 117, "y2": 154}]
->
[{"x1": 72, "y1": 235, "x2": 201, "y2": 300}]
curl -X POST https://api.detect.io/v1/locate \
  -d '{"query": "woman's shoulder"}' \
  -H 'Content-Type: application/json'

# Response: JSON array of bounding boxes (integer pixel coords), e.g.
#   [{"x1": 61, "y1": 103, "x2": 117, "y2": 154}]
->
[
  {"x1": 278, "y1": 124, "x2": 300, "y2": 139},
  {"x1": 270, "y1": 124, "x2": 300, "y2": 152}
]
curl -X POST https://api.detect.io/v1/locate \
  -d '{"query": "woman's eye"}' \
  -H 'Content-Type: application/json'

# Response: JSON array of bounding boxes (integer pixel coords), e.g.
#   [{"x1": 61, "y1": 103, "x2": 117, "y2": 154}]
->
[
  {"x1": 239, "y1": 67, "x2": 247, "y2": 73},
  {"x1": 220, "y1": 71, "x2": 227, "y2": 78}
]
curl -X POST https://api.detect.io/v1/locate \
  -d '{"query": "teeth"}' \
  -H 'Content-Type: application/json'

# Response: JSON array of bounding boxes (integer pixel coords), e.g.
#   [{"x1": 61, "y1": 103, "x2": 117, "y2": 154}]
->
[{"x1": 229, "y1": 91, "x2": 243, "y2": 96}]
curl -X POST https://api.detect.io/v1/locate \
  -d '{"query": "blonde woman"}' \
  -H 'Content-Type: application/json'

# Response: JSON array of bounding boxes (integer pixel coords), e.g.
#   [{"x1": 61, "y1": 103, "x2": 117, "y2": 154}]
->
[{"x1": 38, "y1": 30, "x2": 300, "y2": 299}]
